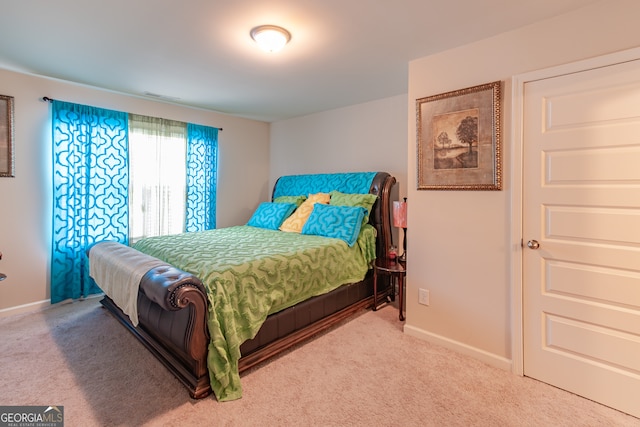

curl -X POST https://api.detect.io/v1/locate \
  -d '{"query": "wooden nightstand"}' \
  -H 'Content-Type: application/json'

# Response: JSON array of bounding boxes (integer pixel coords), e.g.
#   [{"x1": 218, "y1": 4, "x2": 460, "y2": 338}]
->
[{"x1": 372, "y1": 258, "x2": 406, "y2": 321}]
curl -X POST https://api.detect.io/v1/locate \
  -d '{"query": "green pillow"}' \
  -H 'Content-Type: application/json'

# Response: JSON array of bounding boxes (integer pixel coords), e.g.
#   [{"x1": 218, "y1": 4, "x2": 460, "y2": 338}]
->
[
  {"x1": 329, "y1": 191, "x2": 377, "y2": 224},
  {"x1": 274, "y1": 195, "x2": 307, "y2": 207},
  {"x1": 247, "y1": 202, "x2": 296, "y2": 230}
]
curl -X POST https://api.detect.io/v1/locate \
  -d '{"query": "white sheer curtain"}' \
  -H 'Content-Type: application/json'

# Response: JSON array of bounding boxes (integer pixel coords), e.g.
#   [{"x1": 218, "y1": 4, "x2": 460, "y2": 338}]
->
[{"x1": 128, "y1": 114, "x2": 187, "y2": 242}]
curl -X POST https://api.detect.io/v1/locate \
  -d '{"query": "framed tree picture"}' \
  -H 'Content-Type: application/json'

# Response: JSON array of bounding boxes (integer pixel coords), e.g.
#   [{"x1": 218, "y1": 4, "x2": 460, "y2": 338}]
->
[
  {"x1": 0, "y1": 94, "x2": 15, "y2": 178},
  {"x1": 416, "y1": 81, "x2": 502, "y2": 190}
]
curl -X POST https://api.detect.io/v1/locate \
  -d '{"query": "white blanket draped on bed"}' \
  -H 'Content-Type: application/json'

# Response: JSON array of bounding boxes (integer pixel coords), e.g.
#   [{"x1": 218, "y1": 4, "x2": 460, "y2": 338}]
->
[{"x1": 89, "y1": 241, "x2": 168, "y2": 326}]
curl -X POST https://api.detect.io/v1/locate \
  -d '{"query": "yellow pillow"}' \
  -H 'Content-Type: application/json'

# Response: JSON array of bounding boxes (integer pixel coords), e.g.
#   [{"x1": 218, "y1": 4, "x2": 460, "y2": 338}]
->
[{"x1": 279, "y1": 193, "x2": 330, "y2": 233}]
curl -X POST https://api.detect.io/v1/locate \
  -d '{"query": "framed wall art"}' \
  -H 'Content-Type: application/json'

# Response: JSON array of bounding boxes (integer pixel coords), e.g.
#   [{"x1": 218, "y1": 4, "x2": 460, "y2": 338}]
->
[
  {"x1": 0, "y1": 94, "x2": 15, "y2": 177},
  {"x1": 416, "y1": 81, "x2": 502, "y2": 190}
]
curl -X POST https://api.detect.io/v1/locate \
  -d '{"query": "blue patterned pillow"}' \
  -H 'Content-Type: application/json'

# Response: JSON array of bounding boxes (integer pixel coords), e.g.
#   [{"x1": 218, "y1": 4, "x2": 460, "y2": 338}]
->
[
  {"x1": 330, "y1": 190, "x2": 377, "y2": 225},
  {"x1": 301, "y1": 203, "x2": 366, "y2": 246},
  {"x1": 247, "y1": 202, "x2": 296, "y2": 230}
]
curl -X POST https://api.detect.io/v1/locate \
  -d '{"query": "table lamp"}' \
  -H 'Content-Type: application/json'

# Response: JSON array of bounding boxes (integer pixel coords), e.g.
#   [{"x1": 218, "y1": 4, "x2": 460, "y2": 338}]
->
[{"x1": 393, "y1": 198, "x2": 407, "y2": 262}]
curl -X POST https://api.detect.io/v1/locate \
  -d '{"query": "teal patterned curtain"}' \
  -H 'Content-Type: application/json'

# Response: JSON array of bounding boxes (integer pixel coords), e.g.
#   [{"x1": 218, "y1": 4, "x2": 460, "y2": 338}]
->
[
  {"x1": 51, "y1": 101, "x2": 129, "y2": 303},
  {"x1": 185, "y1": 123, "x2": 218, "y2": 231}
]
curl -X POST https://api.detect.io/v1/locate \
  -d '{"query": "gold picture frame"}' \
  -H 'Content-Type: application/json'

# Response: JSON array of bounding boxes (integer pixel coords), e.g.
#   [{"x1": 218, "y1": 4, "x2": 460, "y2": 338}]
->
[
  {"x1": 417, "y1": 81, "x2": 502, "y2": 190},
  {"x1": 0, "y1": 94, "x2": 15, "y2": 177}
]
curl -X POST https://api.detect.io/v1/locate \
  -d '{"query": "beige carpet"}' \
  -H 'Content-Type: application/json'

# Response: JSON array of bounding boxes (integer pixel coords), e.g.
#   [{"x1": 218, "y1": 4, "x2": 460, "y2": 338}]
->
[{"x1": 0, "y1": 297, "x2": 638, "y2": 427}]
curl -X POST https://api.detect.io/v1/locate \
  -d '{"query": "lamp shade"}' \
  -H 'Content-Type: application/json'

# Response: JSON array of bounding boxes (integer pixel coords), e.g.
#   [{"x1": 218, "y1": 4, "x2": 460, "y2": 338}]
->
[{"x1": 393, "y1": 200, "x2": 407, "y2": 228}]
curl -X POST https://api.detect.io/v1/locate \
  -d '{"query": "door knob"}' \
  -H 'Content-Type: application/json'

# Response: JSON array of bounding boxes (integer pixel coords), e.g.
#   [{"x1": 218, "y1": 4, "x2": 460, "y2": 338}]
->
[{"x1": 527, "y1": 240, "x2": 540, "y2": 250}]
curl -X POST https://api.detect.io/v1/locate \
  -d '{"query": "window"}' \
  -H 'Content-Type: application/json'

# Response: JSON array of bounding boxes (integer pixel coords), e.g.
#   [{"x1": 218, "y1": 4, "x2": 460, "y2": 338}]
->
[
  {"x1": 51, "y1": 99, "x2": 219, "y2": 302},
  {"x1": 128, "y1": 114, "x2": 187, "y2": 242}
]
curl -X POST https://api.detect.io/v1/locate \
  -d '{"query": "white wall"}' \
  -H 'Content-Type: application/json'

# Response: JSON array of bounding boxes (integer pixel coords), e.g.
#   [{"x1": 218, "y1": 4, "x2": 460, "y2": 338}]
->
[
  {"x1": 406, "y1": 0, "x2": 640, "y2": 369},
  {"x1": 0, "y1": 69, "x2": 269, "y2": 315},
  {"x1": 270, "y1": 94, "x2": 408, "y2": 197}
]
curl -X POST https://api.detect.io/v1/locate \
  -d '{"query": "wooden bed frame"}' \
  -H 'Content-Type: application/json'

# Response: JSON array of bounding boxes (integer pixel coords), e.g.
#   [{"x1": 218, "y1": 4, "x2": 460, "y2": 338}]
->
[{"x1": 97, "y1": 172, "x2": 397, "y2": 399}]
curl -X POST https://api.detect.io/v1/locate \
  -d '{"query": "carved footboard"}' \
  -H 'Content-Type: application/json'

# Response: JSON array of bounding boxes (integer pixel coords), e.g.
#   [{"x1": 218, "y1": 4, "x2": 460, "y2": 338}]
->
[{"x1": 100, "y1": 265, "x2": 211, "y2": 399}]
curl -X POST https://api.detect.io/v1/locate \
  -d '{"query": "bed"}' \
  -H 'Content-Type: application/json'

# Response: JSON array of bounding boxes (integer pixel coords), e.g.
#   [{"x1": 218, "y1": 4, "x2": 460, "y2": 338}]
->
[{"x1": 88, "y1": 171, "x2": 396, "y2": 401}]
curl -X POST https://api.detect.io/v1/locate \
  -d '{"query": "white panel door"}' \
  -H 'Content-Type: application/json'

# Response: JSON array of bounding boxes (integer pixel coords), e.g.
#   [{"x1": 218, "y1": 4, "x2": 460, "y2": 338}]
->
[{"x1": 523, "y1": 58, "x2": 640, "y2": 418}]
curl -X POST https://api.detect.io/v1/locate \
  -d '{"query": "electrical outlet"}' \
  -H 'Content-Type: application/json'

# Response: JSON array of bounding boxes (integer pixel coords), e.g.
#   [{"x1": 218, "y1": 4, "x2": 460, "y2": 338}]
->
[{"x1": 419, "y1": 288, "x2": 430, "y2": 306}]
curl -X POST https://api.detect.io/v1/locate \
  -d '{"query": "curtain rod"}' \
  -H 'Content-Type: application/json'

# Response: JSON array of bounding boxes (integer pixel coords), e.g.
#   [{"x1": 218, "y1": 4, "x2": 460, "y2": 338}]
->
[{"x1": 41, "y1": 96, "x2": 223, "y2": 131}]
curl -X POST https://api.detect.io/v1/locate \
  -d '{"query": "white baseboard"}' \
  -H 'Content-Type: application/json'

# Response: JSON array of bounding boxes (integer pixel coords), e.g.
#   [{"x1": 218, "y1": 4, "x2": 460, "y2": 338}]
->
[
  {"x1": 0, "y1": 294, "x2": 103, "y2": 318},
  {"x1": 403, "y1": 324, "x2": 513, "y2": 372},
  {"x1": 0, "y1": 299, "x2": 52, "y2": 318}
]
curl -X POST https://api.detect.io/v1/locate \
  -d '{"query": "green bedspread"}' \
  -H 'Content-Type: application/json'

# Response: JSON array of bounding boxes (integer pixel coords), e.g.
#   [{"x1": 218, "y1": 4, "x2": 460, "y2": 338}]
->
[{"x1": 132, "y1": 224, "x2": 377, "y2": 401}]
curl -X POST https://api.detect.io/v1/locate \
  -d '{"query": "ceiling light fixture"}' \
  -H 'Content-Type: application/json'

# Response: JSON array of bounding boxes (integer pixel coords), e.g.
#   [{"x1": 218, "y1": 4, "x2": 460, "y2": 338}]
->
[{"x1": 250, "y1": 25, "x2": 291, "y2": 53}]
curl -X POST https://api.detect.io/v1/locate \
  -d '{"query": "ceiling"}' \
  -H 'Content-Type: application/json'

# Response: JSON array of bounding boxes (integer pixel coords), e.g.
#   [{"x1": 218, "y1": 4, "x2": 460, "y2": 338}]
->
[{"x1": 0, "y1": 0, "x2": 598, "y2": 122}]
